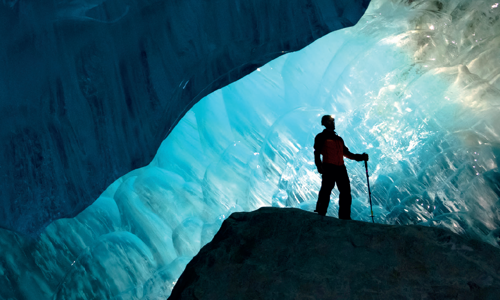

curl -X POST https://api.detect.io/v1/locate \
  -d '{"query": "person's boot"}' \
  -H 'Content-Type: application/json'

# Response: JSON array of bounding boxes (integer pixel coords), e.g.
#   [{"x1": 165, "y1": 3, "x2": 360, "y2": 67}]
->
[{"x1": 314, "y1": 209, "x2": 326, "y2": 216}]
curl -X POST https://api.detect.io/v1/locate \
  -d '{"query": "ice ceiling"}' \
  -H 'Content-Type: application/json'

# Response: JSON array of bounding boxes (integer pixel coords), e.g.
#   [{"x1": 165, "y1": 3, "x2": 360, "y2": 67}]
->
[{"x1": 2, "y1": 0, "x2": 500, "y2": 299}]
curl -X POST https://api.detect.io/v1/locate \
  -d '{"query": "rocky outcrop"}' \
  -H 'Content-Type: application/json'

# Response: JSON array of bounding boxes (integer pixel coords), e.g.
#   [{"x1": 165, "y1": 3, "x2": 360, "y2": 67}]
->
[
  {"x1": 170, "y1": 207, "x2": 500, "y2": 300},
  {"x1": 0, "y1": 0, "x2": 369, "y2": 237}
]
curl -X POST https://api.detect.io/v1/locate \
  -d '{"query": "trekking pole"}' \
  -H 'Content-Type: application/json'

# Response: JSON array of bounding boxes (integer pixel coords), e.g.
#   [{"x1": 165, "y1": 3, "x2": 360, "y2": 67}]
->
[{"x1": 364, "y1": 160, "x2": 375, "y2": 223}]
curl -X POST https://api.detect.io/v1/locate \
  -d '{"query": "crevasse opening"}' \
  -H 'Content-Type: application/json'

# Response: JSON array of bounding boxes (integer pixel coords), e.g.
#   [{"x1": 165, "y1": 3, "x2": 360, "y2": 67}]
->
[{"x1": 2, "y1": 0, "x2": 500, "y2": 299}]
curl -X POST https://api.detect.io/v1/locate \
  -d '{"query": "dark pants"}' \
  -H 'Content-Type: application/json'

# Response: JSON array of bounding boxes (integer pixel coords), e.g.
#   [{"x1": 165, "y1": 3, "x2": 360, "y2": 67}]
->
[{"x1": 316, "y1": 164, "x2": 352, "y2": 219}]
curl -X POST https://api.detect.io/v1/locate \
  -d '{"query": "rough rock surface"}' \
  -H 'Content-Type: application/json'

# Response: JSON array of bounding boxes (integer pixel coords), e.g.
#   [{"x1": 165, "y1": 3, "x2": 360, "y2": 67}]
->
[
  {"x1": 0, "y1": 0, "x2": 369, "y2": 237},
  {"x1": 170, "y1": 207, "x2": 500, "y2": 300}
]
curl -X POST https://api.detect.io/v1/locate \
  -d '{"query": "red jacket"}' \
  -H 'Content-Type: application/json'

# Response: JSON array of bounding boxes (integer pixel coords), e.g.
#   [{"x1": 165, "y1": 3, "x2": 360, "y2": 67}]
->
[{"x1": 314, "y1": 129, "x2": 363, "y2": 166}]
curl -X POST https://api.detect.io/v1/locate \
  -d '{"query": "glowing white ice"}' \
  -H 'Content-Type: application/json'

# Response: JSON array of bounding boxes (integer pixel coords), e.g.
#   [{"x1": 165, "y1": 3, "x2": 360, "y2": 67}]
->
[{"x1": 2, "y1": 0, "x2": 500, "y2": 299}]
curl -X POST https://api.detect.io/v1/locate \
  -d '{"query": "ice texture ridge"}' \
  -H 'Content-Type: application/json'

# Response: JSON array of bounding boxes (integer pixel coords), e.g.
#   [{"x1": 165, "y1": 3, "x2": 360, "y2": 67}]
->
[{"x1": 2, "y1": 0, "x2": 500, "y2": 299}]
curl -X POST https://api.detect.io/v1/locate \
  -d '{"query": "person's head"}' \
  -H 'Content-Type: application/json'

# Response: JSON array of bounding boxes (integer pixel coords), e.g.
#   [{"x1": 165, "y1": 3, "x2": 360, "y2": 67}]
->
[{"x1": 321, "y1": 115, "x2": 335, "y2": 130}]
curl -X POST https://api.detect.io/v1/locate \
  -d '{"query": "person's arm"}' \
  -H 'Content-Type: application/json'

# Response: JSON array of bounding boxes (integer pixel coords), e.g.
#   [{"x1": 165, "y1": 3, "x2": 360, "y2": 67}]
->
[
  {"x1": 314, "y1": 150, "x2": 323, "y2": 174},
  {"x1": 343, "y1": 144, "x2": 368, "y2": 162},
  {"x1": 314, "y1": 135, "x2": 324, "y2": 174}
]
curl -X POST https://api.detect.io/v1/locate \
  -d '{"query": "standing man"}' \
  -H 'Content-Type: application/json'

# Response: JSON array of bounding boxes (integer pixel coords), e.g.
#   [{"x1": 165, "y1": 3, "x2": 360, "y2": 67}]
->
[{"x1": 314, "y1": 115, "x2": 368, "y2": 219}]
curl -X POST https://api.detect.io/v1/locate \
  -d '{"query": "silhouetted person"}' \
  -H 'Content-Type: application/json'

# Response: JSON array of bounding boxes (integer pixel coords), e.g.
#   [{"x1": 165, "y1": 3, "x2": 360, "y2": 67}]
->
[{"x1": 314, "y1": 115, "x2": 368, "y2": 219}]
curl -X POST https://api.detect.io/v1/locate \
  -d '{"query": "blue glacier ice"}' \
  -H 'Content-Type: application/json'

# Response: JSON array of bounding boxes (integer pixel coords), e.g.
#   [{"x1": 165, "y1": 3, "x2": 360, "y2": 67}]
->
[
  {"x1": 0, "y1": 0, "x2": 366, "y2": 236},
  {"x1": 2, "y1": 0, "x2": 500, "y2": 299}
]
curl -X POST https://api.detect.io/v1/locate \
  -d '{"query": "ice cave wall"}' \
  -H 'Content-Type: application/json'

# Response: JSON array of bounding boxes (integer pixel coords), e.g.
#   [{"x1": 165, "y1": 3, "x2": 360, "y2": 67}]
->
[
  {"x1": 0, "y1": 0, "x2": 369, "y2": 236},
  {"x1": 2, "y1": 1, "x2": 500, "y2": 299}
]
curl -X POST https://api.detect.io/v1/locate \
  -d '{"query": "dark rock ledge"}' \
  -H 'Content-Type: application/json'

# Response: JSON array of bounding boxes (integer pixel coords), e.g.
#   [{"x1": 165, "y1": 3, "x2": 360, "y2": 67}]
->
[{"x1": 170, "y1": 207, "x2": 500, "y2": 300}]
